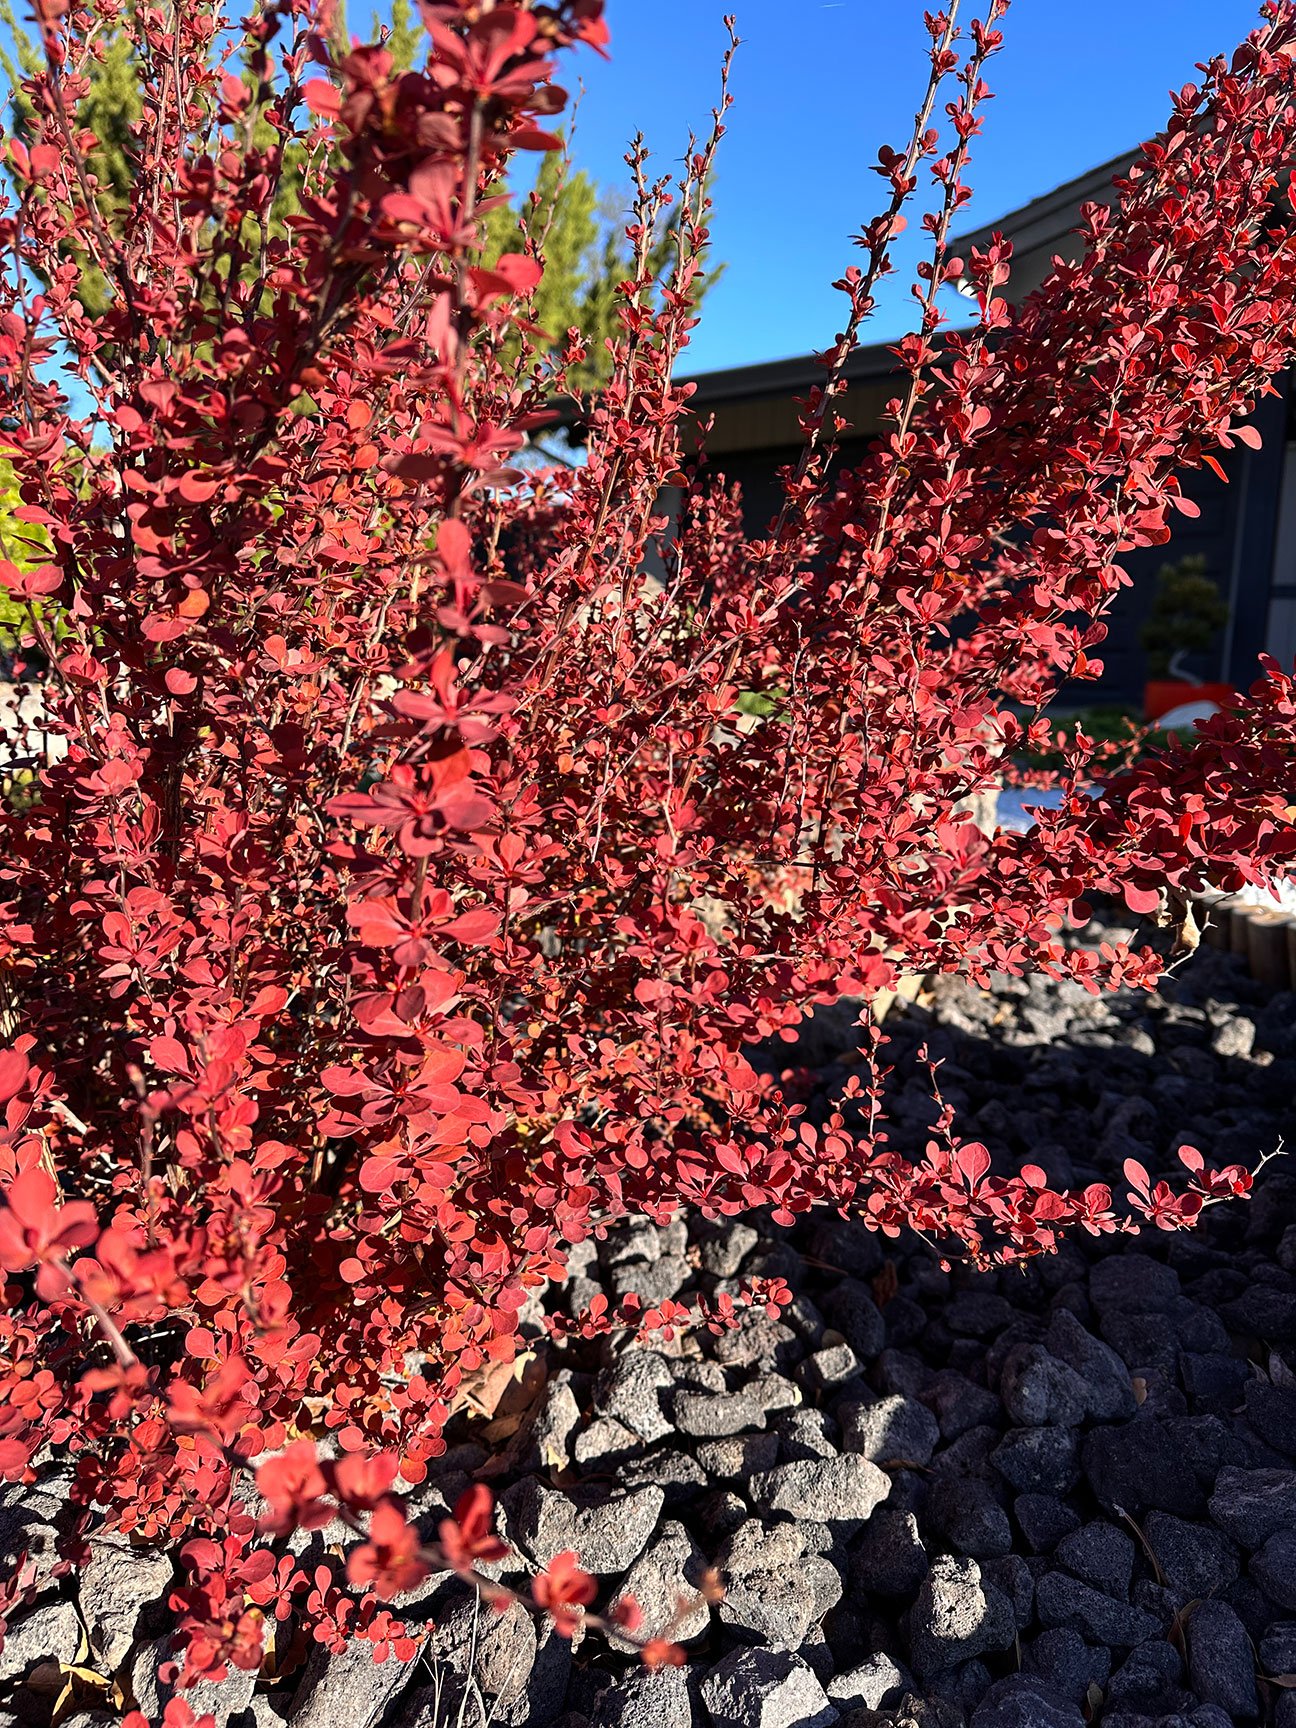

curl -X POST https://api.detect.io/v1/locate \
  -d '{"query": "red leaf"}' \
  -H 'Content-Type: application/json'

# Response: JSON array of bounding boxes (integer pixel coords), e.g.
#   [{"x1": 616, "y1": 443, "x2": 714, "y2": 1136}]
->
[{"x1": 1123, "y1": 883, "x2": 1162, "y2": 915}]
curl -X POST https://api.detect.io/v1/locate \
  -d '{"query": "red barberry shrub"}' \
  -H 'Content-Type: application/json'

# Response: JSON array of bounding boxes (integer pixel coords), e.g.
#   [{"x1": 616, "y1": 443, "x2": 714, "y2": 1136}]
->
[{"x1": 1, "y1": 0, "x2": 1296, "y2": 1686}]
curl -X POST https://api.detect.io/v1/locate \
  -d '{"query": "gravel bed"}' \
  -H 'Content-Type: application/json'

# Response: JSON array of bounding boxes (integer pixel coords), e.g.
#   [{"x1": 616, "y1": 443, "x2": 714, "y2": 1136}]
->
[{"x1": 3, "y1": 920, "x2": 1296, "y2": 1728}]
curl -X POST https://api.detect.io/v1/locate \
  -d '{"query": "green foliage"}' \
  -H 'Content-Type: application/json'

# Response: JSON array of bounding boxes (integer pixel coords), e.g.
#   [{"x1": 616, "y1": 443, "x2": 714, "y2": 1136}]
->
[
  {"x1": 0, "y1": 2, "x2": 717, "y2": 382},
  {"x1": 0, "y1": 0, "x2": 141, "y2": 315},
  {"x1": 1140, "y1": 554, "x2": 1229, "y2": 678},
  {"x1": 0, "y1": 462, "x2": 58, "y2": 657}
]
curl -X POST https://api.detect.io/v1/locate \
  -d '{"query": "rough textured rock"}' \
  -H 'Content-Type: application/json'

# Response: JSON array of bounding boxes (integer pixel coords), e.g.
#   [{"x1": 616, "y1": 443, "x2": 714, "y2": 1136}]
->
[
  {"x1": 1143, "y1": 1512, "x2": 1239, "y2": 1600},
  {"x1": 671, "y1": 1390, "x2": 764, "y2": 1439},
  {"x1": 825, "y1": 1653, "x2": 911, "y2": 1712},
  {"x1": 700, "y1": 1647, "x2": 839, "y2": 1728},
  {"x1": 596, "y1": 1352, "x2": 675, "y2": 1445},
  {"x1": 841, "y1": 1395, "x2": 939, "y2": 1467},
  {"x1": 999, "y1": 1345, "x2": 1090, "y2": 1429},
  {"x1": 749, "y1": 1455, "x2": 891, "y2": 1526},
  {"x1": 501, "y1": 1479, "x2": 664, "y2": 1574},
  {"x1": 1186, "y1": 1598, "x2": 1260, "y2": 1720},
  {"x1": 77, "y1": 1535, "x2": 175, "y2": 1672},
  {"x1": 969, "y1": 1676, "x2": 1086, "y2": 1728},
  {"x1": 909, "y1": 1556, "x2": 1015, "y2": 1679},
  {"x1": 1054, "y1": 1521, "x2": 1134, "y2": 1597},
  {"x1": 852, "y1": 1508, "x2": 929, "y2": 1598},
  {"x1": 1209, "y1": 1468, "x2": 1296, "y2": 1548},
  {"x1": 1034, "y1": 1572, "x2": 1161, "y2": 1646},
  {"x1": 1046, "y1": 1308, "x2": 1138, "y2": 1422},
  {"x1": 1252, "y1": 1529, "x2": 1296, "y2": 1609},
  {"x1": 0, "y1": 1600, "x2": 81, "y2": 1685},
  {"x1": 609, "y1": 1521, "x2": 709, "y2": 1649},
  {"x1": 718, "y1": 1564, "x2": 819, "y2": 1649},
  {"x1": 588, "y1": 1665, "x2": 694, "y2": 1728}
]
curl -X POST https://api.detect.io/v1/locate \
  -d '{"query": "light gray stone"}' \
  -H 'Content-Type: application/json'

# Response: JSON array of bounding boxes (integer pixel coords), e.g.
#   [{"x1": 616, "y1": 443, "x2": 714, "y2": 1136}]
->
[
  {"x1": 749, "y1": 1455, "x2": 890, "y2": 1526},
  {"x1": 701, "y1": 1647, "x2": 839, "y2": 1728},
  {"x1": 0, "y1": 1600, "x2": 81, "y2": 1684},
  {"x1": 501, "y1": 1479, "x2": 664, "y2": 1575},
  {"x1": 78, "y1": 1537, "x2": 176, "y2": 1671},
  {"x1": 608, "y1": 1522, "x2": 710, "y2": 1652}
]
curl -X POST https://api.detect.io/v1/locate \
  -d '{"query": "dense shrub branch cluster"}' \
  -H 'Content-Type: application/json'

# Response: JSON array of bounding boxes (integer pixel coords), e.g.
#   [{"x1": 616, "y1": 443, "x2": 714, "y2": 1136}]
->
[{"x1": 0, "y1": 0, "x2": 1295, "y2": 1689}]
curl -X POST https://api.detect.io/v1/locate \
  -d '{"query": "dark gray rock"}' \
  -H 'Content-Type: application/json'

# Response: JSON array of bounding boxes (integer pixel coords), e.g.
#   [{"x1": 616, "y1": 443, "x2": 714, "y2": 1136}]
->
[
  {"x1": 1106, "y1": 1638, "x2": 1186, "y2": 1714},
  {"x1": 618, "y1": 1447, "x2": 707, "y2": 1507},
  {"x1": 672, "y1": 1390, "x2": 764, "y2": 1439},
  {"x1": 1209, "y1": 1467, "x2": 1296, "y2": 1548},
  {"x1": 1100, "y1": 1310, "x2": 1181, "y2": 1377},
  {"x1": 1054, "y1": 1521, "x2": 1134, "y2": 1597},
  {"x1": 573, "y1": 1416, "x2": 644, "y2": 1467},
  {"x1": 718, "y1": 1564, "x2": 819, "y2": 1649},
  {"x1": 697, "y1": 1432, "x2": 779, "y2": 1481},
  {"x1": 811, "y1": 1219, "x2": 885, "y2": 1280},
  {"x1": 851, "y1": 1509, "x2": 928, "y2": 1598},
  {"x1": 589, "y1": 1665, "x2": 693, "y2": 1728},
  {"x1": 806, "y1": 1552, "x2": 846, "y2": 1620},
  {"x1": 1083, "y1": 1420, "x2": 1202, "y2": 1516},
  {"x1": 983, "y1": 1554, "x2": 1035, "y2": 1630},
  {"x1": 1186, "y1": 1598, "x2": 1259, "y2": 1720},
  {"x1": 999, "y1": 1345, "x2": 1089, "y2": 1428},
  {"x1": 1221, "y1": 1287, "x2": 1296, "y2": 1344},
  {"x1": 609, "y1": 1254, "x2": 690, "y2": 1305},
  {"x1": 826, "y1": 1655, "x2": 911, "y2": 1713},
  {"x1": 750, "y1": 1455, "x2": 890, "y2": 1526},
  {"x1": 1034, "y1": 1571, "x2": 1161, "y2": 1646},
  {"x1": 527, "y1": 1371, "x2": 583, "y2": 1471},
  {"x1": 821, "y1": 1281, "x2": 887, "y2": 1361},
  {"x1": 1252, "y1": 1529, "x2": 1296, "y2": 1609},
  {"x1": 608, "y1": 1521, "x2": 710, "y2": 1650},
  {"x1": 800, "y1": 1341, "x2": 866, "y2": 1393},
  {"x1": 785, "y1": 1293, "x2": 829, "y2": 1347},
  {"x1": 715, "y1": 1517, "x2": 805, "y2": 1579},
  {"x1": 501, "y1": 1479, "x2": 664, "y2": 1574},
  {"x1": 425, "y1": 1594, "x2": 537, "y2": 1722},
  {"x1": 1144, "y1": 1512, "x2": 1239, "y2": 1600},
  {"x1": 947, "y1": 1292, "x2": 1015, "y2": 1338},
  {"x1": 1024, "y1": 1629, "x2": 1110, "y2": 1705},
  {"x1": 595, "y1": 1351, "x2": 675, "y2": 1445},
  {"x1": 1243, "y1": 1380, "x2": 1296, "y2": 1456},
  {"x1": 772, "y1": 1408, "x2": 836, "y2": 1462},
  {"x1": 700, "y1": 1648, "x2": 839, "y2": 1728},
  {"x1": 923, "y1": 1371, "x2": 1002, "y2": 1439},
  {"x1": 748, "y1": 1372, "x2": 803, "y2": 1417},
  {"x1": 697, "y1": 1490, "x2": 750, "y2": 1541},
  {"x1": 841, "y1": 1396, "x2": 939, "y2": 1468},
  {"x1": 1014, "y1": 1493, "x2": 1081, "y2": 1553},
  {"x1": 1181, "y1": 1352, "x2": 1253, "y2": 1414},
  {"x1": 694, "y1": 1219, "x2": 759, "y2": 1278},
  {"x1": 1259, "y1": 1622, "x2": 1296, "y2": 1675},
  {"x1": 969, "y1": 1676, "x2": 1085, "y2": 1728},
  {"x1": 908, "y1": 1556, "x2": 1016, "y2": 1680},
  {"x1": 1047, "y1": 1308, "x2": 1138, "y2": 1421},
  {"x1": 1090, "y1": 1256, "x2": 1181, "y2": 1316},
  {"x1": 714, "y1": 1315, "x2": 799, "y2": 1372},
  {"x1": 883, "y1": 1295, "x2": 929, "y2": 1347},
  {"x1": 991, "y1": 1425, "x2": 1079, "y2": 1495},
  {"x1": 926, "y1": 1478, "x2": 1012, "y2": 1560}
]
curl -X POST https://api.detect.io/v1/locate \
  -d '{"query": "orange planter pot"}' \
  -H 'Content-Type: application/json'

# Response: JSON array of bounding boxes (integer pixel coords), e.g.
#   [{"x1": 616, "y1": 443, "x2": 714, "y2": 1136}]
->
[{"x1": 1143, "y1": 680, "x2": 1235, "y2": 723}]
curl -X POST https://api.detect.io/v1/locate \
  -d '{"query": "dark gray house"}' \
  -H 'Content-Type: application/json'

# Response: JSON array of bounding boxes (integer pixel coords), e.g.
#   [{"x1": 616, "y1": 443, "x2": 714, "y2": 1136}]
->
[{"x1": 669, "y1": 154, "x2": 1296, "y2": 708}]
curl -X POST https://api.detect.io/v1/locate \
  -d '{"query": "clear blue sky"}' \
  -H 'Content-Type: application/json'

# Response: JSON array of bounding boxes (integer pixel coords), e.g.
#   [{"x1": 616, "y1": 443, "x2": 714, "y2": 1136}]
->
[{"x1": 558, "y1": 0, "x2": 1272, "y2": 375}]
